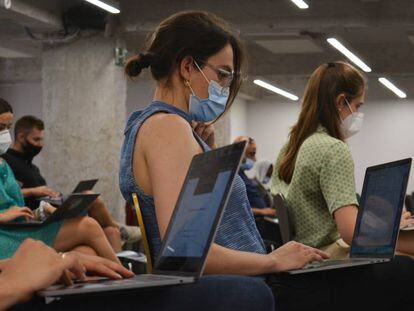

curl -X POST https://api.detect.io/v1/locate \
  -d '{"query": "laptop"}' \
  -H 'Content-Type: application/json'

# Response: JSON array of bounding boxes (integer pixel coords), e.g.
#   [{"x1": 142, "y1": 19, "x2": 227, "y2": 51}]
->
[
  {"x1": 286, "y1": 157, "x2": 412, "y2": 274},
  {"x1": 0, "y1": 193, "x2": 99, "y2": 228},
  {"x1": 38, "y1": 179, "x2": 99, "y2": 205},
  {"x1": 72, "y1": 179, "x2": 99, "y2": 193},
  {"x1": 37, "y1": 141, "x2": 247, "y2": 297}
]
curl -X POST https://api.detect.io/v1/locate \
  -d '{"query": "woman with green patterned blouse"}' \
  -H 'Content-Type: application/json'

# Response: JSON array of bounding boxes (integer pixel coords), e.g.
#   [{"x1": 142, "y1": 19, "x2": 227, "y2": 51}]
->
[
  {"x1": 271, "y1": 61, "x2": 414, "y2": 259},
  {"x1": 0, "y1": 98, "x2": 119, "y2": 262}
]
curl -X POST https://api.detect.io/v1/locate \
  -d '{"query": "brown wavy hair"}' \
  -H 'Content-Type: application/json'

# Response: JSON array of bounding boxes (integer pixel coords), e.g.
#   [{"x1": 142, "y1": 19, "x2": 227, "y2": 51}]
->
[
  {"x1": 124, "y1": 10, "x2": 246, "y2": 122},
  {"x1": 278, "y1": 61, "x2": 366, "y2": 183}
]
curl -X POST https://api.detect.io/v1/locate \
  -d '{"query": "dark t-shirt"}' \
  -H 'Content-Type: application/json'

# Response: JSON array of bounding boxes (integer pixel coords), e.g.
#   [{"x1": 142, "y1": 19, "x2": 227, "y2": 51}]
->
[
  {"x1": 239, "y1": 170, "x2": 267, "y2": 209},
  {"x1": 2, "y1": 148, "x2": 47, "y2": 209}
]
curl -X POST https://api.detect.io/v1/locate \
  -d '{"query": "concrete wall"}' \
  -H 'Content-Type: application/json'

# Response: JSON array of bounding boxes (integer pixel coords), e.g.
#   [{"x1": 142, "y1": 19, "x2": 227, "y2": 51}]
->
[
  {"x1": 246, "y1": 97, "x2": 414, "y2": 194},
  {"x1": 229, "y1": 96, "x2": 248, "y2": 142},
  {"x1": 0, "y1": 82, "x2": 43, "y2": 167},
  {"x1": 40, "y1": 34, "x2": 127, "y2": 222}
]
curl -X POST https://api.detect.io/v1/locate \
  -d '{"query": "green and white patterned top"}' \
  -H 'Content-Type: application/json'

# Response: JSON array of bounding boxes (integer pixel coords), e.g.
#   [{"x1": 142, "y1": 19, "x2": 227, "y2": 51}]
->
[{"x1": 271, "y1": 126, "x2": 358, "y2": 248}]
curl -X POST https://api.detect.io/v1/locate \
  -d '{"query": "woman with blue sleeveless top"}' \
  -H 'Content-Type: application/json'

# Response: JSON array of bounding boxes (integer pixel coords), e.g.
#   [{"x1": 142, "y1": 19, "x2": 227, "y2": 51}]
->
[
  {"x1": 119, "y1": 10, "x2": 326, "y2": 273},
  {"x1": 118, "y1": 10, "x2": 414, "y2": 311}
]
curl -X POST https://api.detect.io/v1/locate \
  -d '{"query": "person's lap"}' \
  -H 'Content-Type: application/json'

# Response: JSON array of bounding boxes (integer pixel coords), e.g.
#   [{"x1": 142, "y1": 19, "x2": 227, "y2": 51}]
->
[
  {"x1": 267, "y1": 255, "x2": 414, "y2": 311},
  {"x1": 11, "y1": 275, "x2": 274, "y2": 311}
]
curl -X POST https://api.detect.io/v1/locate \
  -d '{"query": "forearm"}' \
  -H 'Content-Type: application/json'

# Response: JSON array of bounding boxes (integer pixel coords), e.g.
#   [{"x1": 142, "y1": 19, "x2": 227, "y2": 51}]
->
[
  {"x1": 397, "y1": 231, "x2": 414, "y2": 256},
  {"x1": 20, "y1": 188, "x2": 33, "y2": 197},
  {"x1": 203, "y1": 243, "x2": 272, "y2": 276},
  {"x1": 0, "y1": 276, "x2": 31, "y2": 310}
]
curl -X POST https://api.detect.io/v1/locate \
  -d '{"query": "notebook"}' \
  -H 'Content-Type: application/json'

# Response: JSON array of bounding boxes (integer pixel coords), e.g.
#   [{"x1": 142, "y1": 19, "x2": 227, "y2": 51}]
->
[
  {"x1": 38, "y1": 141, "x2": 247, "y2": 297},
  {"x1": 286, "y1": 158, "x2": 412, "y2": 274}
]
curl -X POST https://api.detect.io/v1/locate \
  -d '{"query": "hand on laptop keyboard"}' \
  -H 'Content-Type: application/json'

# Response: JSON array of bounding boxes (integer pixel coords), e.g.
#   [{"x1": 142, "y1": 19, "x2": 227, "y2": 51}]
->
[{"x1": 267, "y1": 241, "x2": 330, "y2": 273}]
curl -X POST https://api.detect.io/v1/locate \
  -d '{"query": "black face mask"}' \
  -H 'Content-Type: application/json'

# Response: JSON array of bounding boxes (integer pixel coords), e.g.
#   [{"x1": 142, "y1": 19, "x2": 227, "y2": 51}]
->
[{"x1": 22, "y1": 140, "x2": 42, "y2": 160}]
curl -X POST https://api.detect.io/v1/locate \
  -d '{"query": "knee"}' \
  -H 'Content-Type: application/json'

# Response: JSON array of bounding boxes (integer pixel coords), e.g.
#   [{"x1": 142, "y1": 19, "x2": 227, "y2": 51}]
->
[
  {"x1": 78, "y1": 216, "x2": 104, "y2": 238},
  {"x1": 103, "y1": 226, "x2": 121, "y2": 240}
]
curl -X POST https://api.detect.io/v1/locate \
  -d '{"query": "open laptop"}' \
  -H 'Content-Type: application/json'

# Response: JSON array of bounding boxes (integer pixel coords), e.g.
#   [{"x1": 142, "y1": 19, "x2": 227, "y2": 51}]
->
[
  {"x1": 38, "y1": 179, "x2": 99, "y2": 206},
  {"x1": 37, "y1": 141, "x2": 247, "y2": 298},
  {"x1": 286, "y1": 157, "x2": 412, "y2": 274},
  {"x1": 0, "y1": 193, "x2": 99, "y2": 228},
  {"x1": 72, "y1": 179, "x2": 99, "y2": 193}
]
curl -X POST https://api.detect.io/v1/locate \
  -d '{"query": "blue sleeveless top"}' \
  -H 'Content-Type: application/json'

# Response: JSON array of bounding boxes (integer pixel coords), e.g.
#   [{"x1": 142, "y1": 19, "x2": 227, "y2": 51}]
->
[{"x1": 119, "y1": 101, "x2": 265, "y2": 260}]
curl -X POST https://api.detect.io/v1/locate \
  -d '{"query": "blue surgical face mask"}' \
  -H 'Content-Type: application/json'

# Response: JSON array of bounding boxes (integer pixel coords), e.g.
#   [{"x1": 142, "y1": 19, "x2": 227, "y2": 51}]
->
[
  {"x1": 262, "y1": 176, "x2": 271, "y2": 184},
  {"x1": 241, "y1": 158, "x2": 255, "y2": 171},
  {"x1": 187, "y1": 62, "x2": 230, "y2": 122}
]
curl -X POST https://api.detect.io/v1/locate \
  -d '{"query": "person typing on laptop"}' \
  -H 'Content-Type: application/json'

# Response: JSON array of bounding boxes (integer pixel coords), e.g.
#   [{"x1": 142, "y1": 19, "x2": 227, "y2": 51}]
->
[
  {"x1": 1, "y1": 114, "x2": 140, "y2": 252},
  {"x1": 271, "y1": 61, "x2": 414, "y2": 259},
  {"x1": 120, "y1": 11, "x2": 414, "y2": 311},
  {"x1": 0, "y1": 100, "x2": 120, "y2": 264},
  {"x1": 1, "y1": 239, "x2": 274, "y2": 311}
]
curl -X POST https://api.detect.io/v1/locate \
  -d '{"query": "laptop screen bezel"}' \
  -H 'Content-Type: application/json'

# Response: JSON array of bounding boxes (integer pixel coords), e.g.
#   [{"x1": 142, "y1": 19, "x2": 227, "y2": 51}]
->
[
  {"x1": 72, "y1": 179, "x2": 99, "y2": 193},
  {"x1": 152, "y1": 141, "x2": 247, "y2": 278},
  {"x1": 350, "y1": 158, "x2": 412, "y2": 259}
]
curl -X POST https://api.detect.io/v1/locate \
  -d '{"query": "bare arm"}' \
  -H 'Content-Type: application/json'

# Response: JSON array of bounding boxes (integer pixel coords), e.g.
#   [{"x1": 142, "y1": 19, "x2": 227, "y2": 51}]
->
[
  {"x1": 138, "y1": 114, "x2": 328, "y2": 275},
  {"x1": 333, "y1": 205, "x2": 358, "y2": 245},
  {"x1": 21, "y1": 186, "x2": 59, "y2": 198}
]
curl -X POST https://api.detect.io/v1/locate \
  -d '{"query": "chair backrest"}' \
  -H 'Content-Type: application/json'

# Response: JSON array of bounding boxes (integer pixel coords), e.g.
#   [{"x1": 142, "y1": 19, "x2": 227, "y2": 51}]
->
[
  {"x1": 273, "y1": 193, "x2": 293, "y2": 244},
  {"x1": 405, "y1": 194, "x2": 414, "y2": 214},
  {"x1": 132, "y1": 193, "x2": 153, "y2": 273}
]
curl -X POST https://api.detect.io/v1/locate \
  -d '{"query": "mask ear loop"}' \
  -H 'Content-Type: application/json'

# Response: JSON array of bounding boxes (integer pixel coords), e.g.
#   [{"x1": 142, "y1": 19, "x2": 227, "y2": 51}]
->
[
  {"x1": 193, "y1": 61, "x2": 210, "y2": 84},
  {"x1": 344, "y1": 98, "x2": 355, "y2": 114},
  {"x1": 184, "y1": 80, "x2": 196, "y2": 96}
]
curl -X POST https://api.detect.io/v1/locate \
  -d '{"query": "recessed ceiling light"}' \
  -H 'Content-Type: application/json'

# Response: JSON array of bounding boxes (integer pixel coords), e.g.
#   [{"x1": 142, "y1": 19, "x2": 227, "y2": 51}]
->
[
  {"x1": 254, "y1": 79, "x2": 299, "y2": 101},
  {"x1": 327, "y1": 38, "x2": 372, "y2": 72}
]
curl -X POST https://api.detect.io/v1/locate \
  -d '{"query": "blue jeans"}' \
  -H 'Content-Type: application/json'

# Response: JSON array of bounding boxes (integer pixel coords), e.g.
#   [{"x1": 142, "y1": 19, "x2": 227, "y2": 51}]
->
[{"x1": 13, "y1": 275, "x2": 274, "y2": 311}]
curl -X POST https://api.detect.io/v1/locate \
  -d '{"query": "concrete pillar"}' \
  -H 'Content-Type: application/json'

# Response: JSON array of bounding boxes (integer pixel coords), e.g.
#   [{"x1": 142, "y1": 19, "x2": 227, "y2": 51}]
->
[
  {"x1": 214, "y1": 113, "x2": 231, "y2": 147},
  {"x1": 41, "y1": 34, "x2": 127, "y2": 222}
]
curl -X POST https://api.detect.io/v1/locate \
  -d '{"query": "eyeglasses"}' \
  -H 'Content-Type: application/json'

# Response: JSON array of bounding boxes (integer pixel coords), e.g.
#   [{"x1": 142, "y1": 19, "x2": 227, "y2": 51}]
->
[{"x1": 195, "y1": 60, "x2": 235, "y2": 88}]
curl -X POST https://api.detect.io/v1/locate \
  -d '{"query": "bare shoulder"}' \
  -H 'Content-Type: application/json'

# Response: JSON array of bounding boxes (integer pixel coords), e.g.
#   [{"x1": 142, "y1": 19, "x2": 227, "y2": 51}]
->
[{"x1": 139, "y1": 112, "x2": 194, "y2": 146}]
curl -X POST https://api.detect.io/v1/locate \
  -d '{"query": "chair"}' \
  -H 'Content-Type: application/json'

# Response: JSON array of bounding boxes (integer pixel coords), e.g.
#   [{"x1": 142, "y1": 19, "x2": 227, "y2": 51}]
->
[
  {"x1": 273, "y1": 193, "x2": 293, "y2": 244},
  {"x1": 405, "y1": 194, "x2": 414, "y2": 214},
  {"x1": 132, "y1": 193, "x2": 153, "y2": 273}
]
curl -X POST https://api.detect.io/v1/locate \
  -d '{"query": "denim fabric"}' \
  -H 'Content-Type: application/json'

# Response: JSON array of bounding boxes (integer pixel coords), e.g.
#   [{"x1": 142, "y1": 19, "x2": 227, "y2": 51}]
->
[{"x1": 119, "y1": 101, "x2": 265, "y2": 261}]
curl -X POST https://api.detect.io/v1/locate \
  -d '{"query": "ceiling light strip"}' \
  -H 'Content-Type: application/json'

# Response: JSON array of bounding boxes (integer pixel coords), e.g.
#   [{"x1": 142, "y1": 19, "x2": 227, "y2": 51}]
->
[
  {"x1": 327, "y1": 38, "x2": 372, "y2": 72},
  {"x1": 378, "y1": 77, "x2": 407, "y2": 98},
  {"x1": 84, "y1": 0, "x2": 120, "y2": 14},
  {"x1": 254, "y1": 79, "x2": 299, "y2": 101},
  {"x1": 290, "y1": 0, "x2": 309, "y2": 9}
]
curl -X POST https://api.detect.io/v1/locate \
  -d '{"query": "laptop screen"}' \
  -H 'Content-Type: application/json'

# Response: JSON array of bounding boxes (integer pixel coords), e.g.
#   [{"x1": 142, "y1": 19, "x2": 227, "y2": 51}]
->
[
  {"x1": 154, "y1": 142, "x2": 246, "y2": 277},
  {"x1": 351, "y1": 158, "x2": 412, "y2": 257}
]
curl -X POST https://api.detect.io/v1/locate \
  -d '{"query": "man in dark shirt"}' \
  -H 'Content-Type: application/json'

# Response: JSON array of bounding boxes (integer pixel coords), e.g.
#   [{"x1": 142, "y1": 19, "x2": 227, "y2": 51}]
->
[
  {"x1": 2, "y1": 116, "x2": 140, "y2": 252},
  {"x1": 2, "y1": 125, "x2": 57, "y2": 210}
]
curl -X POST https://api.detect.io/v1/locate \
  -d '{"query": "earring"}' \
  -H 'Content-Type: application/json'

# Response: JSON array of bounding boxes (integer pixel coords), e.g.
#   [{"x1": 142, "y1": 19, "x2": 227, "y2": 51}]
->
[{"x1": 184, "y1": 80, "x2": 190, "y2": 87}]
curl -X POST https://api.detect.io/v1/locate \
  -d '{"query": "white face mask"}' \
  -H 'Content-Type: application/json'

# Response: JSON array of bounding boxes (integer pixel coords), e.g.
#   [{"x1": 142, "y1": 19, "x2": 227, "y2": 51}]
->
[
  {"x1": 341, "y1": 99, "x2": 364, "y2": 139},
  {"x1": 0, "y1": 130, "x2": 12, "y2": 155}
]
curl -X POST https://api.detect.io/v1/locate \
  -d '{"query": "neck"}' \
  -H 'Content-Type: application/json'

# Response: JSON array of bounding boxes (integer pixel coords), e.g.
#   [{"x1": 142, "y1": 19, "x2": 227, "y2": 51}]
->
[
  {"x1": 11, "y1": 142, "x2": 23, "y2": 153},
  {"x1": 153, "y1": 80, "x2": 189, "y2": 113}
]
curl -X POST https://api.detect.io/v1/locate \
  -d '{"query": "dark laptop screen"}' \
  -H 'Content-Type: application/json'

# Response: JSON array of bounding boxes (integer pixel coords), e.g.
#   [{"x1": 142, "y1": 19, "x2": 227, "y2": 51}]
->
[
  {"x1": 154, "y1": 142, "x2": 246, "y2": 276},
  {"x1": 351, "y1": 158, "x2": 412, "y2": 257}
]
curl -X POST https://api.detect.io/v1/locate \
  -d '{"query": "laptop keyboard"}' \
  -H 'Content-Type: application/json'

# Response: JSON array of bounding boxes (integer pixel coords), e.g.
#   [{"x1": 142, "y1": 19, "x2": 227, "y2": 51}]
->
[
  {"x1": 303, "y1": 258, "x2": 370, "y2": 269},
  {"x1": 135, "y1": 274, "x2": 179, "y2": 282}
]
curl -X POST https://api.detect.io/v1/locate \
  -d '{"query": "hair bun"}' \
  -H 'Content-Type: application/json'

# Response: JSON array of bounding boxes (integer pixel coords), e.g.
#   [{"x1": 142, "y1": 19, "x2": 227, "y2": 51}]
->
[{"x1": 125, "y1": 52, "x2": 154, "y2": 77}]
